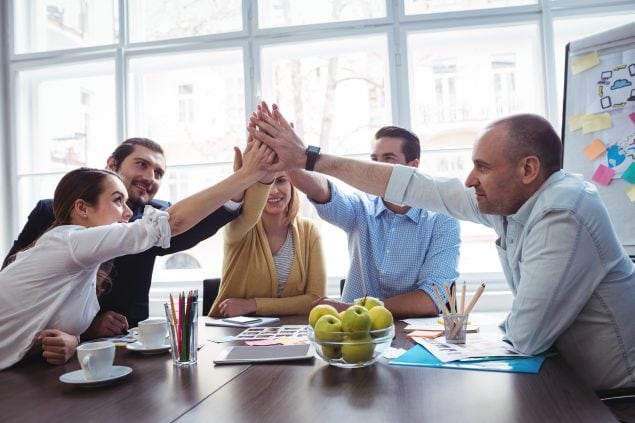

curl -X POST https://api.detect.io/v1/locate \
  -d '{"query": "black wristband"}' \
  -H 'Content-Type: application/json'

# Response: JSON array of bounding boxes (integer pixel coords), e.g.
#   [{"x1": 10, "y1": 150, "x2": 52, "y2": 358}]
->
[{"x1": 305, "y1": 145, "x2": 321, "y2": 171}]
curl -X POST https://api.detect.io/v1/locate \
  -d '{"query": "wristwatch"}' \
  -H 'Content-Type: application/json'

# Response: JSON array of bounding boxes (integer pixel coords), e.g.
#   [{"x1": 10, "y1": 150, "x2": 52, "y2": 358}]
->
[{"x1": 305, "y1": 145, "x2": 321, "y2": 171}]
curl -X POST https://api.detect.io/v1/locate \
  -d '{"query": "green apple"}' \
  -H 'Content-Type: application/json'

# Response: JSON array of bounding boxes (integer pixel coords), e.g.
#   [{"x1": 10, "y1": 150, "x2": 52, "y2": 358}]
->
[
  {"x1": 354, "y1": 296, "x2": 384, "y2": 310},
  {"x1": 313, "y1": 314, "x2": 343, "y2": 342},
  {"x1": 309, "y1": 304, "x2": 339, "y2": 328},
  {"x1": 341, "y1": 335, "x2": 374, "y2": 363},
  {"x1": 368, "y1": 306, "x2": 394, "y2": 331},
  {"x1": 338, "y1": 310, "x2": 346, "y2": 321},
  {"x1": 340, "y1": 305, "x2": 371, "y2": 336},
  {"x1": 321, "y1": 344, "x2": 342, "y2": 360}
]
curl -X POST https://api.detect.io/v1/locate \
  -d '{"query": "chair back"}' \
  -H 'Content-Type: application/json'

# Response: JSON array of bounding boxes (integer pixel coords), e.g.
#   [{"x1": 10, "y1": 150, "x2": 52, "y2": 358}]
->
[{"x1": 202, "y1": 278, "x2": 221, "y2": 315}]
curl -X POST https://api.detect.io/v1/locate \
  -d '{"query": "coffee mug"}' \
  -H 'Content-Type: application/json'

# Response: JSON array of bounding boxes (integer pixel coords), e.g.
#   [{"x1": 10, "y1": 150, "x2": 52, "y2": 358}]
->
[
  {"x1": 77, "y1": 341, "x2": 115, "y2": 381},
  {"x1": 133, "y1": 318, "x2": 167, "y2": 348}
]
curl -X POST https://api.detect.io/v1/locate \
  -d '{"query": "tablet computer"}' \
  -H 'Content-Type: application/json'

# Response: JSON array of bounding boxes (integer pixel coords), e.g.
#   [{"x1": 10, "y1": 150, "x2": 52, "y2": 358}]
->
[{"x1": 213, "y1": 344, "x2": 314, "y2": 364}]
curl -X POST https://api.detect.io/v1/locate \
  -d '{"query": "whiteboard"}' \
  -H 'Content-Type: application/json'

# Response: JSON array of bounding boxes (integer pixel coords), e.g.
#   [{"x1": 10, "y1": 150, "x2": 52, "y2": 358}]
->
[{"x1": 562, "y1": 22, "x2": 635, "y2": 257}]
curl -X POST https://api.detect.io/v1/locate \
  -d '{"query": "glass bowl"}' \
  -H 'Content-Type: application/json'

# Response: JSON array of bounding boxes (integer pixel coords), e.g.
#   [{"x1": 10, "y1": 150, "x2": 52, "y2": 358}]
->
[{"x1": 308, "y1": 325, "x2": 395, "y2": 368}]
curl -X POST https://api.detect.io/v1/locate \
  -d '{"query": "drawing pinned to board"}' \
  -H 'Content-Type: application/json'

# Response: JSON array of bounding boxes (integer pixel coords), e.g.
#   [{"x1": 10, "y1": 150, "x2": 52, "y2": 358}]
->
[
  {"x1": 580, "y1": 51, "x2": 635, "y2": 114},
  {"x1": 592, "y1": 131, "x2": 635, "y2": 180}
]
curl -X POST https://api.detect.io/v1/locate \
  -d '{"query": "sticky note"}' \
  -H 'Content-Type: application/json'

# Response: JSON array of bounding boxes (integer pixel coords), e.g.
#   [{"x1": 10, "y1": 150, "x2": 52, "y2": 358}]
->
[
  {"x1": 568, "y1": 113, "x2": 585, "y2": 132},
  {"x1": 583, "y1": 139, "x2": 606, "y2": 160},
  {"x1": 582, "y1": 113, "x2": 612, "y2": 134},
  {"x1": 629, "y1": 112, "x2": 635, "y2": 124},
  {"x1": 627, "y1": 185, "x2": 635, "y2": 202},
  {"x1": 571, "y1": 51, "x2": 600, "y2": 75},
  {"x1": 592, "y1": 164, "x2": 616, "y2": 186},
  {"x1": 621, "y1": 163, "x2": 635, "y2": 184}
]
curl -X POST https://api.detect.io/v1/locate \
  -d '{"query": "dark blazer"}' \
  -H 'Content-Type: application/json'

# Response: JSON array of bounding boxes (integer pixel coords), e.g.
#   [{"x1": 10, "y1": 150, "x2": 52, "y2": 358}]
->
[{"x1": 4, "y1": 199, "x2": 238, "y2": 327}]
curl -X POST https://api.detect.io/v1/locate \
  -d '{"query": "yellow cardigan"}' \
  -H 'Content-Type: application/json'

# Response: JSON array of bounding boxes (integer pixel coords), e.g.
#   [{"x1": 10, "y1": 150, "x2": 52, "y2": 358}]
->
[{"x1": 209, "y1": 183, "x2": 326, "y2": 317}]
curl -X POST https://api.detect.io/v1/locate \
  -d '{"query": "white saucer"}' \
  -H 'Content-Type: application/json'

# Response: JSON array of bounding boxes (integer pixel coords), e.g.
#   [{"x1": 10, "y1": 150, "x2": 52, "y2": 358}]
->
[
  {"x1": 59, "y1": 366, "x2": 132, "y2": 387},
  {"x1": 126, "y1": 341, "x2": 171, "y2": 354}
]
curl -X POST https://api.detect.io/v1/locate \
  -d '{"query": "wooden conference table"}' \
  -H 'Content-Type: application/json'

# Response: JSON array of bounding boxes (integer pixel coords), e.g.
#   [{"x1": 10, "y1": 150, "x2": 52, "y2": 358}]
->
[{"x1": 0, "y1": 315, "x2": 616, "y2": 423}]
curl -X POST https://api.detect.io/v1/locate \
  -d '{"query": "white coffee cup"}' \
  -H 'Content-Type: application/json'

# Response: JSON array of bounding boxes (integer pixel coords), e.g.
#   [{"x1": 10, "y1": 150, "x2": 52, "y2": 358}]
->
[
  {"x1": 133, "y1": 318, "x2": 167, "y2": 348},
  {"x1": 77, "y1": 341, "x2": 115, "y2": 381}
]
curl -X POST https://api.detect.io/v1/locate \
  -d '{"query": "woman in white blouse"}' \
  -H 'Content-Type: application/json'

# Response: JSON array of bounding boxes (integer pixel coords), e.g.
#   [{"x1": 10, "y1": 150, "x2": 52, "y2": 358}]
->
[{"x1": 0, "y1": 142, "x2": 273, "y2": 370}]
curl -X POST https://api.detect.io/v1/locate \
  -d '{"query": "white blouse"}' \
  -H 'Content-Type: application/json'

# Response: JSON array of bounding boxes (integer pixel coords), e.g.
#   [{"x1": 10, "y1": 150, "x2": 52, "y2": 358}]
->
[{"x1": 0, "y1": 206, "x2": 170, "y2": 370}]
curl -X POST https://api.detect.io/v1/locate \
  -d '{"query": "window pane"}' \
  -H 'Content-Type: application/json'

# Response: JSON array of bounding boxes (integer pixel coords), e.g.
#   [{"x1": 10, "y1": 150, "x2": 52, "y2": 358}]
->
[
  {"x1": 404, "y1": 0, "x2": 535, "y2": 15},
  {"x1": 128, "y1": 49, "x2": 245, "y2": 165},
  {"x1": 408, "y1": 24, "x2": 544, "y2": 148},
  {"x1": 14, "y1": 0, "x2": 118, "y2": 54},
  {"x1": 128, "y1": 0, "x2": 242, "y2": 43},
  {"x1": 16, "y1": 61, "x2": 117, "y2": 175},
  {"x1": 258, "y1": 0, "x2": 385, "y2": 29},
  {"x1": 17, "y1": 174, "x2": 64, "y2": 231},
  {"x1": 151, "y1": 164, "x2": 233, "y2": 279},
  {"x1": 261, "y1": 35, "x2": 391, "y2": 154},
  {"x1": 553, "y1": 14, "x2": 635, "y2": 127},
  {"x1": 409, "y1": 24, "x2": 543, "y2": 273}
]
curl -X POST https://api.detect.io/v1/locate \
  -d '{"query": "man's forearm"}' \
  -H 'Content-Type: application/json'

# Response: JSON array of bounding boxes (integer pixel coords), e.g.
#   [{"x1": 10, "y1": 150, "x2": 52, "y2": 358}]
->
[
  {"x1": 313, "y1": 154, "x2": 392, "y2": 198},
  {"x1": 383, "y1": 290, "x2": 439, "y2": 318},
  {"x1": 286, "y1": 169, "x2": 331, "y2": 203}
]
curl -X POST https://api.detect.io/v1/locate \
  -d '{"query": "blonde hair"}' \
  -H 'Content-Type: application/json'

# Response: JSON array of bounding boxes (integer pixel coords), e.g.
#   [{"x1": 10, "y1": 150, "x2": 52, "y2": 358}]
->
[{"x1": 283, "y1": 183, "x2": 300, "y2": 226}]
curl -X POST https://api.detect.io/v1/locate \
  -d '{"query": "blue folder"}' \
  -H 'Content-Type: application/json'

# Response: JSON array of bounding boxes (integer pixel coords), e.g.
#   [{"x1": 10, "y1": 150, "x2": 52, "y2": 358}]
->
[{"x1": 389, "y1": 344, "x2": 547, "y2": 374}]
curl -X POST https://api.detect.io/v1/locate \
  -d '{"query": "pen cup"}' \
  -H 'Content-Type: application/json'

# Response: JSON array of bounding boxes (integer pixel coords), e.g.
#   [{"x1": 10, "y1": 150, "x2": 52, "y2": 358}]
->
[
  {"x1": 443, "y1": 314, "x2": 468, "y2": 344},
  {"x1": 164, "y1": 301, "x2": 198, "y2": 367}
]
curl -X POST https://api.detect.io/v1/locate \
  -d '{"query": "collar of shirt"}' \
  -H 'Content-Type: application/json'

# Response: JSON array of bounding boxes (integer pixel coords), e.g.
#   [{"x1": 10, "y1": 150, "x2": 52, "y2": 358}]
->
[
  {"x1": 371, "y1": 195, "x2": 424, "y2": 223},
  {"x1": 506, "y1": 170, "x2": 567, "y2": 226}
]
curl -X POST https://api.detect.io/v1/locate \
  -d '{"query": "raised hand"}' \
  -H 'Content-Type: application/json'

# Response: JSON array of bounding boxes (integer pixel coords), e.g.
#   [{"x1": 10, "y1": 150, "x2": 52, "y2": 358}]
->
[{"x1": 248, "y1": 102, "x2": 307, "y2": 172}]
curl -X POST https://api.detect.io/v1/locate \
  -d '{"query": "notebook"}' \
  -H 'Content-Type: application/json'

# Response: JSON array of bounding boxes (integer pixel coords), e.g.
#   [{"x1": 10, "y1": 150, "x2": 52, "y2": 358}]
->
[
  {"x1": 204, "y1": 316, "x2": 280, "y2": 328},
  {"x1": 213, "y1": 344, "x2": 314, "y2": 364}
]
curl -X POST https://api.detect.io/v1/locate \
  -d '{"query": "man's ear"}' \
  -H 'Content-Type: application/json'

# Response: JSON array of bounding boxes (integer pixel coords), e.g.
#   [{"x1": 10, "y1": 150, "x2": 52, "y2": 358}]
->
[
  {"x1": 519, "y1": 155, "x2": 541, "y2": 184},
  {"x1": 409, "y1": 158, "x2": 420, "y2": 169},
  {"x1": 106, "y1": 156, "x2": 118, "y2": 171}
]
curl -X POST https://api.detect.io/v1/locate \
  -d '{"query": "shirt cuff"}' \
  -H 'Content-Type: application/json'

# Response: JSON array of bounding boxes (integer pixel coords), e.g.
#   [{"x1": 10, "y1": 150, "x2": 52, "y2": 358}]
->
[
  {"x1": 384, "y1": 165, "x2": 416, "y2": 206},
  {"x1": 223, "y1": 199, "x2": 243, "y2": 212}
]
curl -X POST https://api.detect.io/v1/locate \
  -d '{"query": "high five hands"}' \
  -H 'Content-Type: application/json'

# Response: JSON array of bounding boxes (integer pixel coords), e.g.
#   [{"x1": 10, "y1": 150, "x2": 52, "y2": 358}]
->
[{"x1": 248, "y1": 101, "x2": 308, "y2": 172}]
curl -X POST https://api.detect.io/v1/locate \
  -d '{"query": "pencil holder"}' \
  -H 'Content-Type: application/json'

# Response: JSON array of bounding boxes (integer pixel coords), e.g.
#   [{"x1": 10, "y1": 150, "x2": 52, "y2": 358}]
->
[
  {"x1": 443, "y1": 313, "x2": 468, "y2": 344},
  {"x1": 165, "y1": 301, "x2": 198, "y2": 367}
]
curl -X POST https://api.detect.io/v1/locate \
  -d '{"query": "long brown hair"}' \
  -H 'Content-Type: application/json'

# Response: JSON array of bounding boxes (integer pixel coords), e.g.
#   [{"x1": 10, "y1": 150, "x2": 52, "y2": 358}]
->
[{"x1": 53, "y1": 168, "x2": 122, "y2": 296}]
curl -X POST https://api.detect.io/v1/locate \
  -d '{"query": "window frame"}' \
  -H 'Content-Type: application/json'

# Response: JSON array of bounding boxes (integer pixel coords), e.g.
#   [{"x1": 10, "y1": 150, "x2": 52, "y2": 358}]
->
[{"x1": 2, "y1": 0, "x2": 634, "y2": 314}]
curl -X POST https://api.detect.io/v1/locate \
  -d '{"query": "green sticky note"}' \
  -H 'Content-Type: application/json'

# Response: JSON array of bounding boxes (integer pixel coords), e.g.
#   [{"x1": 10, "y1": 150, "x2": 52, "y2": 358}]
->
[{"x1": 621, "y1": 163, "x2": 635, "y2": 184}]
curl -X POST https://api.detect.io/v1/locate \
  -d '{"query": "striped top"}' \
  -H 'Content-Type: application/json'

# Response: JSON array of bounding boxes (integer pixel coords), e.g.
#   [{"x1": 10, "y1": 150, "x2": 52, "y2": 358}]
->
[{"x1": 273, "y1": 228, "x2": 294, "y2": 296}]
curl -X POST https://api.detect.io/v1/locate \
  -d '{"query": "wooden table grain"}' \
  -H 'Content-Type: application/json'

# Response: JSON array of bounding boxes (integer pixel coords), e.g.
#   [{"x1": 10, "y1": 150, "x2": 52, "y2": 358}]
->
[{"x1": 0, "y1": 315, "x2": 617, "y2": 423}]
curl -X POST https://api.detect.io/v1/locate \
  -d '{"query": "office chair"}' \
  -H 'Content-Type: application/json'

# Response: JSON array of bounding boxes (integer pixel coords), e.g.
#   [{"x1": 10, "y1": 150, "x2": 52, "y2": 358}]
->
[
  {"x1": 596, "y1": 388, "x2": 635, "y2": 423},
  {"x1": 202, "y1": 278, "x2": 221, "y2": 315}
]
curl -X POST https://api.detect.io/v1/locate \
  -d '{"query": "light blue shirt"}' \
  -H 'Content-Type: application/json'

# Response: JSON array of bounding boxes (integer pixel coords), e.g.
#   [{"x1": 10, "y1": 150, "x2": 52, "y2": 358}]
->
[
  {"x1": 310, "y1": 181, "x2": 461, "y2": 309},
  {"x1": 385, "y1": 165, "x2": 635, "y2": 390}
]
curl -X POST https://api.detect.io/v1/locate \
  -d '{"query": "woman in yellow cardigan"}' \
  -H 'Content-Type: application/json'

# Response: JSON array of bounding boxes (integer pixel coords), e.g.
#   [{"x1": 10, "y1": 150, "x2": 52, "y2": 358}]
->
[{"x1": 209, "y1": 171, "x2": 326, "y2": 317}]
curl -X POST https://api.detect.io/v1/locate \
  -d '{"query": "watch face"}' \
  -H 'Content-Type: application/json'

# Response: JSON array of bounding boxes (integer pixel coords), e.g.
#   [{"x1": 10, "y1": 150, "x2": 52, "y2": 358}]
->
[{"x1": 307, "y1": 146, "x2": 320, "y2": 154}]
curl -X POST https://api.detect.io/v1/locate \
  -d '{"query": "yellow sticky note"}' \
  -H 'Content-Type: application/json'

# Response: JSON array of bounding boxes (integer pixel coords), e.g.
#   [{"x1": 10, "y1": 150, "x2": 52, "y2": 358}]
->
[
  {"x1": 627, "y1": 185, "x2": 635, "y2": 203},
  {"x1": 581, "y1": 113, "x2": 612, "y2": 134},
  {"x1": 568, "y1": 113, "x2": 585, "y2": 132},
  {"x1": 572, "y1": 51, "x2": 600, "y2": 75},
  {"x1": 583, "y1": 139, "x2": 606, "y2": 161}
]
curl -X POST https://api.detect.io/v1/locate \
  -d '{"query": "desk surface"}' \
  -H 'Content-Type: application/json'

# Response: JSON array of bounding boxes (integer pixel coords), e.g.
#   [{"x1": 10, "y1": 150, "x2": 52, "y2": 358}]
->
[{"x1": 1, "y1": 315, "x2": 617, "y2": 423}]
